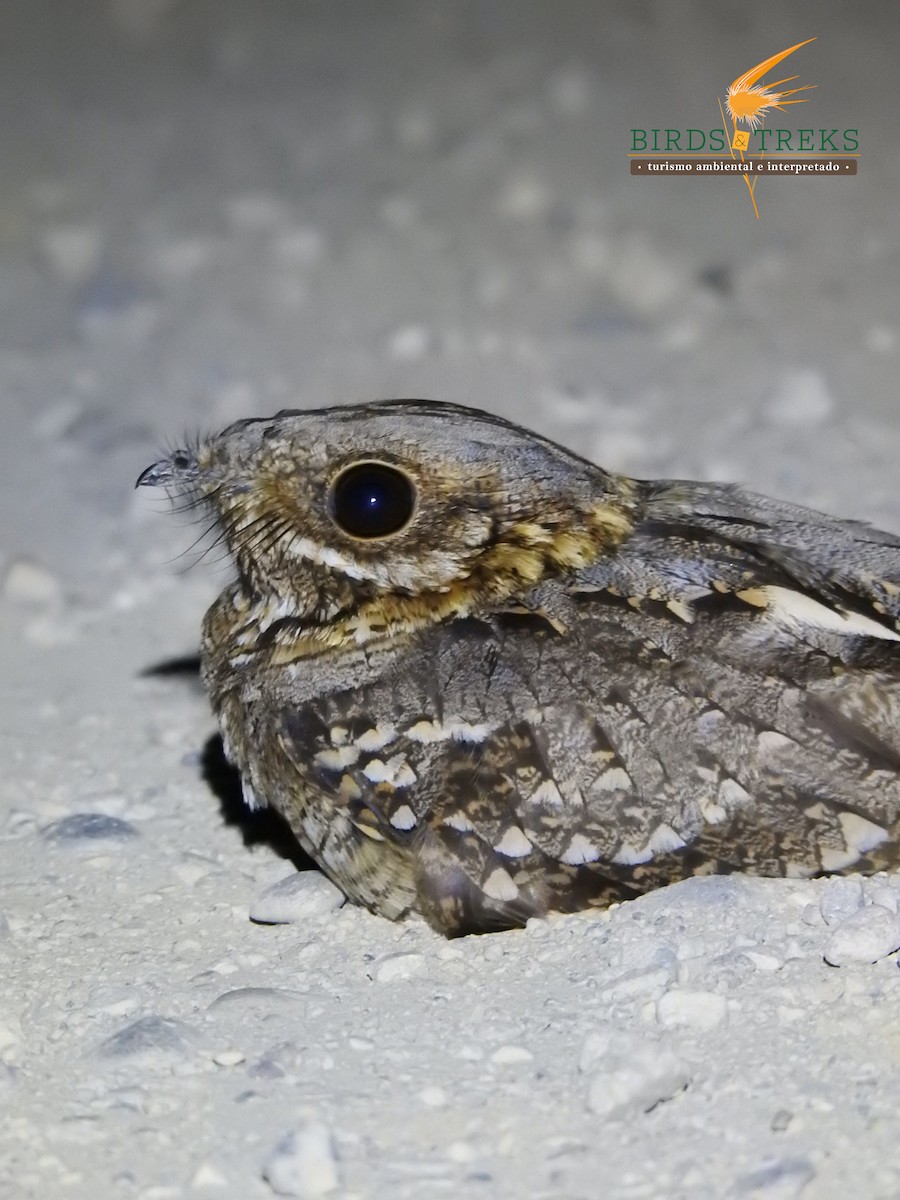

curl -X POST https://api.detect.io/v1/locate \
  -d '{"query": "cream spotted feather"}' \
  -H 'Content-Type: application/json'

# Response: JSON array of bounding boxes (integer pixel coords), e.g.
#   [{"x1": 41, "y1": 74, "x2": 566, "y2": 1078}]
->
[{"x1": 139, "y1": 400, "x2": 900, "y2": 935}]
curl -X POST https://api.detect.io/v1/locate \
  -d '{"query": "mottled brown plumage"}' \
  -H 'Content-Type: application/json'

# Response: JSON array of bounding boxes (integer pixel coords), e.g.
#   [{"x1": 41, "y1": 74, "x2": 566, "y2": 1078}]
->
[{"x1": 139, "y1": 400, "x2": 900, "y2": 935}]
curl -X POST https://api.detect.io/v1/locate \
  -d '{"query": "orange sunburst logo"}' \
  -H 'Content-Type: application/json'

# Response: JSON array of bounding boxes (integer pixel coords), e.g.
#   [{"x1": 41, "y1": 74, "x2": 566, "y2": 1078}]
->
[{"x1": 719, "y1": 38, "x2": 816, "y2": 217}]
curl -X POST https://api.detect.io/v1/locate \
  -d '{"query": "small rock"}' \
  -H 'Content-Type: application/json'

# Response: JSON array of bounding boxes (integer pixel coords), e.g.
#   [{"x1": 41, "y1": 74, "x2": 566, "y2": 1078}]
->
[
  {"x1": 249, "y1": 873, "x2": 344, "y2": 925},
  {"x1": 40, "y1": 222, "x2": 104, "y2": 283},
  {"x1": 212, "y1": 1048, "x2": 246, "y2": 1067},
  {"x1": 656, "y1": 989, "x2": 727, "y2": 1030},
  {"x1": 578, "y1": 1031, "x2": 612, "y2": 1075},
  {"x1": 490, "y1": 1045, "x2": 533, "y2": 1065},
  {"x1": 43, "y1": 813, "x2": 139, "y2": 843},
  {"x1": 208, "y1": 988, "x2": 306, "y2": 1013},
  {"x1": 190, "y1": 1160, "x2": 229, "y2": 1188},
  {"x1": 742, "y1": 949, "x2": 783, "y2": 972},
  {"x1": 824, "y1": 905, "x2": 900, "y2": 966},
  {"x1": 497, "y1": 173, "x2": 552, "y2": 221},
  {"x1": 600, "y1": 964, "x2": 675, "y2": 1001},
  {"x1": 99, "y1": 1016, "x2": 192, "y2": 1059},
  {"x1": 2, "y1": 559, "x2": 62, "y2": 605},
  {"x1": 864, "y1": 882, "x2": 899, "y2": 914},
  {"x1": 819, "y1": 877, "x2": 865, "y2": 926},
  {"x1": 765, "y1": 368, "x2": 833, "y2": 426},
  {"x1": 387, "y1": 324, "x2": 431, "y2": 361},
  {"x1": 585, "y1": 1041, "x2": 689, "y2": 1120},
  {"x1": 374, "y1": 953, "x2": 425, "y2": 983},
  {"x1": 734, "y1": 1155, "x2": 815, "y2": 1197},
  {"x1": 263, "y1": 1121, "x2": 340, "y2": 1197}
]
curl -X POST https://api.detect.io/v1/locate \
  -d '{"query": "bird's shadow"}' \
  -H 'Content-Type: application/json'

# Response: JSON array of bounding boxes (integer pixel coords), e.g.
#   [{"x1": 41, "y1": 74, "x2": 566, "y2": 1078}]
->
[{"x1": 143, "y1": 655, "x2": 316, "y2": 872}]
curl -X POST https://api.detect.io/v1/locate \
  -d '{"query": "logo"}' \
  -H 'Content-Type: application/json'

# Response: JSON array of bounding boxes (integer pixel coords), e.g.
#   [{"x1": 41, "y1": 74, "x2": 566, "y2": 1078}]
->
[{"x1": 629, "y1": 39, "x2": 859, "y2": 218}]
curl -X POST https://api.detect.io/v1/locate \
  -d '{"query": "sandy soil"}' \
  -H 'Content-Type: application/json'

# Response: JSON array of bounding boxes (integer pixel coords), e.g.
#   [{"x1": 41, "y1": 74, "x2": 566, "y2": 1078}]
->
[{"x1": 4, "y1": 3, "x2": 900, "y2": 1198}]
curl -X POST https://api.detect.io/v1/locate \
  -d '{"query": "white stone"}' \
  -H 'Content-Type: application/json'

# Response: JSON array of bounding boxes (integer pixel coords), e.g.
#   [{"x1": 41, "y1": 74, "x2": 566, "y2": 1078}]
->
[
  {"x1": 819, "y1": 877, "x2": 865, "y2": 927},
  {"x1": 249, "y1": 873, "x2": 344, "y2": 925},
  {"x1": 490, "y1": 1045, "x2": 533, "y2": 1065},
  {"x1": 824, "y1": 905, "x2": 900, "y2": 966},
  {"x1": 375, "y1": 953, "x2": 426, "y2": 983},
  {"x1": 211, "y1": 1048, "x2": 245, "y2": 1067},
  {"x1": 263, "y1": 1121, "x2": 340, "y2": 1197},
  {"x1": 3, "y1": 559, "x2": 62, "y2": 605},
  {"x1": 40, "y1": 222, "x2": 103, "y2": 282},
  {"x1": 387, "y1": 324, "x2": 431, "y2": 361},
  {"x1": 585, "y1": 1042, "x2": 690, "y2": 1119},
  {"x1": 765, "y1": 367, "x2": 833, "y2": 426},
  {"x1": 190, "y1": 1160, "x2": 229, "y2": 1188},
  {"x1": 656, "y1": 989, "x2": 728, "y2": 1030}
]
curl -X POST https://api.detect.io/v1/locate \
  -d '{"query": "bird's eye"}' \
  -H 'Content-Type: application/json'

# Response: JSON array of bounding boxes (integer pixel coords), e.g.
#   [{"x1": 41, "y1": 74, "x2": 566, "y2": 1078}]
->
[{"x1": 329, "y1": 462, "x2": 416, "y2": 539}]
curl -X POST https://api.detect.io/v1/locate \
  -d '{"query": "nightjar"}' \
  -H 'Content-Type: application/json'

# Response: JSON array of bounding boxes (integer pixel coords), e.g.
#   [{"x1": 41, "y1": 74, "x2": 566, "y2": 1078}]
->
[{"x1": 138, "y1": 400, "x2": 900, "y2": 936}]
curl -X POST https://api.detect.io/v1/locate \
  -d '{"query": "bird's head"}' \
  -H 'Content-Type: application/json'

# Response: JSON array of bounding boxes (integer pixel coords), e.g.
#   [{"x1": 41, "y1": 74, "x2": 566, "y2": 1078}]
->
[{"x1": 137, "y1": 399, "x2": 639, "y2": 644}]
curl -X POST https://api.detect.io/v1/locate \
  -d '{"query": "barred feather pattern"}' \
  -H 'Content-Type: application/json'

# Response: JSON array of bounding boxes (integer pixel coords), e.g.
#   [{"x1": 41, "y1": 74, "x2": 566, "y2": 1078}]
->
[{"x1": 140, "y1": 400, "x2": 900, "y2": 935}]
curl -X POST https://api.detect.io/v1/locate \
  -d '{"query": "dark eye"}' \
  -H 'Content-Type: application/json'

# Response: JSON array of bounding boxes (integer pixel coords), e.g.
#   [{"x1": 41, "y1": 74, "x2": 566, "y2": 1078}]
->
[{"x1": 329, "y1": 462, "x2": 416, "y2": 539}]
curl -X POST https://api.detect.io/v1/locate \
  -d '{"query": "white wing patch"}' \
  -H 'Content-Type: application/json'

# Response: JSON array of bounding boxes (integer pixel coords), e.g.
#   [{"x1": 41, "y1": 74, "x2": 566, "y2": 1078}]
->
[
  {"x1": 612, "y1": 822, "x2": 686, "y2": 865},
  {"x1": 560, "y1": 833, "x2": 601, "y2": 865},
  {"x1": 595, "y1": 766, "x2": 632, "y2": 793},
  {"x1": 482, "y1": 867, "x2": 519, "y2": 902},
  {"x1": 763, "y1": 586, "x2": 900, "y2": 642},
  {"x1": 406, "y1": 718, "x2": 497, "y2": 745},
  {"x1": 442, "y1": 812, "x2": 476, "y2": 833},
  {"x1": 314, "y1": 745, "x2": 361, "y2": 771},
  {"x1": 355, "y1": 724, "x2": 398, "y2": 752},
  {"x1": 838, "y1": 811, "x2": 888, "y2": 855},
  {"x1": 389, "y1": 803, "x2": 417, "y2": 831},
  {"x1": 362, "y1": 755, "x2": 417, "y2": 787},
  {"x1": 493, "y1": 826, "x2": 533, "y2": 858}
]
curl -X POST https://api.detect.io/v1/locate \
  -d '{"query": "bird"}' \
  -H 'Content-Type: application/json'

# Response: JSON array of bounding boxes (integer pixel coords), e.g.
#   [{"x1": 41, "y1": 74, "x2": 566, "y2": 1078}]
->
[{"x1": 137, "y1": 399, "x2": 900, "y2": 936}]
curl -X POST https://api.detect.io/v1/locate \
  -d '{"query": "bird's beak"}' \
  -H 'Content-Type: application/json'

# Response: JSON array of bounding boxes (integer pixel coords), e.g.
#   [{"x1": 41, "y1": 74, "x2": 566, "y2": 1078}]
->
[
  {"x1": 135, "y1": 458, "x2": 174, "y2": 488},
  {"x1": 135, "y1": 451, "x2": 199, "y2": 489}
]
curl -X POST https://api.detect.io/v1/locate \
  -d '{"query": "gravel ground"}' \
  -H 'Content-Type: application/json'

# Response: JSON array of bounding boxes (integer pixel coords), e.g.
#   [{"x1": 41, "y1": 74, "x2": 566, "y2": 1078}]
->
[{"x1": 3, "y1": 4, "x2": 900, "y2": 1198}]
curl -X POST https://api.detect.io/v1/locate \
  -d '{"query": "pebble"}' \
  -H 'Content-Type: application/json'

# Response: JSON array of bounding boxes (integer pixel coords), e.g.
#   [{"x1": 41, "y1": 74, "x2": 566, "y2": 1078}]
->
[
  {"x1": 2, "y1": 559, "x2": 62, "y2": 605},
  {"x1": 819, "y1": 877, "x2": 865, "y2": 926},
  {"x1": 42, "y1": 813, "x2": 139, "y2": 843},
  {"x1": 606, "y1": 233, "x2": 680, "y2": 315},
  {"x1": 823, "y1": 905, "x2": 900, "y2": 966},
  {"x1": 600, "y1": 964, "x2": 675, "y2": 1002},
  {"x1": 99, "y1": 1016, "x2": 192, "y2": 1059},
  {"x1": 190, "y1": 1160, "x2": 229, "y2": 1188},
  {"x1": 40, "y1": 222, "x2": 104, "y2": 283},
  {"x1": 208, "y1": 987, "x2": 306, "y2": 1013},
  {"x1": 374, "y1": 953, "x2": 426, "y2": 983},
  {"x1": 582, "y1": 1037, "x2": 690, "y2": 1120},
  {"x1": 656, "y1": 989, "x2": 728, "y2": 1030},
  {"x1": 263, "y1": 1121, "x2": 340, "y2": 1197},
  {"x1": 734, "y1": 1155, "x2": 815, "y2": 1197},
  {"x1": 211, "y1": 1048, "x2": 246, "y2": 1067},
  {"x1": 866, "y1": 325, "x2": 896, "y2": 354},
  {"x1": 865, "y1": 882, "x2": 899, "y2": 914},
  {"x1": 765, "y1": 368, "x2": 833, "y2": 426},
  {"x1": 490, "y1": 1045, "x2": 533, "y2": 1065},
  {"x1": 496, "y1": 173, "x2": 552, "y2": 221},
  {"x1": 387, "y1": 324, "x2": 431, "y2": 361},
  {"x1": 742, "y1": 949, "x2": 783, "y2": 972},
  {"x1": 249, "y1": 873, "x2": 344, "y2": 925}
]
